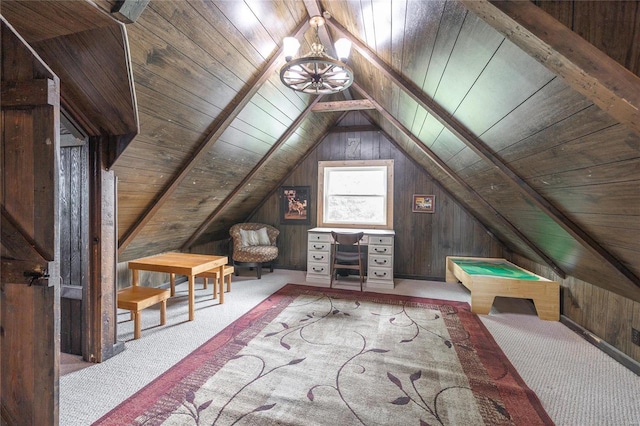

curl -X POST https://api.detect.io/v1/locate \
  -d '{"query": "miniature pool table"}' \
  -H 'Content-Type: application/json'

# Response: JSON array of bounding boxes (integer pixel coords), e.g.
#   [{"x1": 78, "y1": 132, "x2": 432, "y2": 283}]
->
[{"x1": 446, "y1": 256, "x2": 559, "y2": 321}]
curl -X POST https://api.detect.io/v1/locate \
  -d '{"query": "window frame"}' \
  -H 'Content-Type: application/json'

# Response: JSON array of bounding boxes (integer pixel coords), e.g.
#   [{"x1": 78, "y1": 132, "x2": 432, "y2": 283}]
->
[{"x1": 317, "y1": 159, "x2": 394, "y2": 229}]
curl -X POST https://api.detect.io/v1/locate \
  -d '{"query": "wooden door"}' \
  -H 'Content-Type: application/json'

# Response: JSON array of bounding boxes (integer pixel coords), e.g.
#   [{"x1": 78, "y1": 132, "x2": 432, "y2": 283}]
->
[{"x1": 1, "y1": 18, "x2": 61, "y2": 425}]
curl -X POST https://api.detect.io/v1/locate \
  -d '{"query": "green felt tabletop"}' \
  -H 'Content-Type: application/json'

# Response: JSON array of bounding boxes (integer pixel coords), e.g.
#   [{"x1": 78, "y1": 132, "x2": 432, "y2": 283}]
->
[{"x1": 453, "y1": 259, "x2": 540, "y2": 280}]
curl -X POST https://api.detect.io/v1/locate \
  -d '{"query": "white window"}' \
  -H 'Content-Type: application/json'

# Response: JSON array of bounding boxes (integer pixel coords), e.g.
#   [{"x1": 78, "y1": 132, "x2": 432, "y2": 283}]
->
[{"x1": 318, "y1": 160, "x2": 394, "y2": 229}]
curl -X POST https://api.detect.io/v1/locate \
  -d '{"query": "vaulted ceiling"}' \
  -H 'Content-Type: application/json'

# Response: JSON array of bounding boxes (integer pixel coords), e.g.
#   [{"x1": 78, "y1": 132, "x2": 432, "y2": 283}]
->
[{"x1": 2, "y1": 0, "x2": 639, "y2": 302}]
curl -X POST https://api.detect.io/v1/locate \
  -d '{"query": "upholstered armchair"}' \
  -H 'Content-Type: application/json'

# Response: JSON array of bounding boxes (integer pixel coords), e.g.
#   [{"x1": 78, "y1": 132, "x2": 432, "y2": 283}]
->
[{"x1": 229, "y1": 223, "x2": 279, "y2": 279}]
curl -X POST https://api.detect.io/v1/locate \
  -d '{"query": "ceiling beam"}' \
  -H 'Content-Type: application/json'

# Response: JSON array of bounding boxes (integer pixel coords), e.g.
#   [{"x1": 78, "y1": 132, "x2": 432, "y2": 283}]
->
[
  {"x1": 182, "y1": 95, "x2": 324, "y2": 250},
  {"x1": 328, "y1": 124, "x2": 379, "y2": 133},
  {"x1": 461, "y1": 0, "x2": 640, "y2": 137},
  {"x1": 329, "y1": 18, "x2": 639, "y2": 287},
  {"x1": 312, "y1": 99, "x2": 375, "y2": 112},
  {"x1": 352, "y1": 83, "x2": 566, "y2": 279},
  {"x1": 118, "y1": 19, "x2": 310, "y2": 255},
  {"x1": 110, "y1": 0, "x2": 150, "y2": 24}
]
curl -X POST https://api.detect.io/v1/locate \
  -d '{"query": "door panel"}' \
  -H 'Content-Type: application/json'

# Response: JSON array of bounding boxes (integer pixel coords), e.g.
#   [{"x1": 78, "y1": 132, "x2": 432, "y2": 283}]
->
[{"x1": 1, "y1": 18, "x2": 60, "y2": 425}]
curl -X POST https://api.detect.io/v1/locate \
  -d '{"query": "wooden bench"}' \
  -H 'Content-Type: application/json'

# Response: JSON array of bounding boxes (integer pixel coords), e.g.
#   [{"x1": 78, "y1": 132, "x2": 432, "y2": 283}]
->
[
  {"x1": 196, "y1": 265, "x2": 234, "y2": 300},
  {"x1": 117, "y1": 286, "x2": 170, "y2": 340}
]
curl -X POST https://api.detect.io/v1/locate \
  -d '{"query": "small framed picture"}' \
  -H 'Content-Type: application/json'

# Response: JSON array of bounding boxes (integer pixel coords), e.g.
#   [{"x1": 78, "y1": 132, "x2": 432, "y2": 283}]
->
[
  {"x1": 412, "y1": 194, "x2": 435, "y2": 213},
  {"x1": 280, "y1": 186, "x2": 311, "y2": 224}
]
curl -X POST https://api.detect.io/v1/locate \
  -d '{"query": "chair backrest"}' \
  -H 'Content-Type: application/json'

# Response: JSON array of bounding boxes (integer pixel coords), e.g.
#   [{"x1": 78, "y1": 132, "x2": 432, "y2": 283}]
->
[
  {"x1": 331, "y1": 231, "x2": 364, "y2": 247},
  {"x1": 229, "y1": 223, "x2": 279, "y2": 251}
]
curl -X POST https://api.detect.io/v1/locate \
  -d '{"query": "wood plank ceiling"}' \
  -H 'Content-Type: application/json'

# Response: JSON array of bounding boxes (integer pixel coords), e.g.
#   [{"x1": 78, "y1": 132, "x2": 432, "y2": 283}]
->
[{"x1": 2, "y1": 1, "x2": 638, "y2": 302}]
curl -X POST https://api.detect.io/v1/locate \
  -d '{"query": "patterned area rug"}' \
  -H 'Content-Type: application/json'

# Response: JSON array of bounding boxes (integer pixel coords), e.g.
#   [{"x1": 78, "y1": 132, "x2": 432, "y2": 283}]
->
[{"x1": 94, "y1": 284, "x2": 553, "y2": 425}]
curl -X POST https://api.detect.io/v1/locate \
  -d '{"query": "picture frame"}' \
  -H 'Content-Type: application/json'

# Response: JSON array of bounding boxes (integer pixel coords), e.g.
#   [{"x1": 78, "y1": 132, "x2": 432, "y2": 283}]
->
[
  {"x1": 412, "y1": 194, "x2": 435, "y2": 213},
  {"x1": 280, "y1": 186, "x2": 311, "y2": 224}
]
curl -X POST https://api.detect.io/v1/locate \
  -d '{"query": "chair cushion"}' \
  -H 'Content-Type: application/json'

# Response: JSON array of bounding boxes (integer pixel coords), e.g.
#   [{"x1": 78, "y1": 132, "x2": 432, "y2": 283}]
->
[
  {"x1": 239, "y1": 228, "x2": 271, "y2": 247},
  {"x1": 233, "y1": 245, "x2": 278, "y2": 263}
]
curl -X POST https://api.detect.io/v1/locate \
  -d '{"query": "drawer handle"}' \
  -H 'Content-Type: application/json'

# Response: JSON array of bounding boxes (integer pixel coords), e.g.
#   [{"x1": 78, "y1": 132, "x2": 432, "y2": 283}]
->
[
  {"x1": 374, "y1": 248, "x2": 387, "y2": 253},
  {"x1": 312, "y1": 267, "x2": 325, "y2": 272},
  {"x1": 313, "y1": 244, "x2": 326, "y2": 250},
  {"x1": 312, "y1": 255, "x2": 324, "y2": 261},
  {"x1": 374, "y1": 259, "x2": 387, "y2": 265},
  {"x1": 374, "y1": 271, "x2": 387, "y2": 277}
]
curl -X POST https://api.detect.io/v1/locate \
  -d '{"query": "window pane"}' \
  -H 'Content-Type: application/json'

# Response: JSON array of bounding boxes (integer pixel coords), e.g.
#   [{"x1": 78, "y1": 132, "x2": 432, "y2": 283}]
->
[
  {"x1": 326, "y1": 168, "x2": 386, "y2": 196},
  {"x1": 325, "y1": 195, "x2": 386, "y2": 224},
  {"x1": 318, "y1": 159, "x2": 393, "y2": 228}
]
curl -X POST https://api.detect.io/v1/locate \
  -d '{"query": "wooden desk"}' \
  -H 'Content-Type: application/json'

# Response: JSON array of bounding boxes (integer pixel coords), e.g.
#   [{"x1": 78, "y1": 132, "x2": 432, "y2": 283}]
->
[
  {"x1": 306, "y1": 227, "x2": 395, "y2": 289},
  {"x1": 128, "y1": 253, "x2": 228, "y2": 322}
]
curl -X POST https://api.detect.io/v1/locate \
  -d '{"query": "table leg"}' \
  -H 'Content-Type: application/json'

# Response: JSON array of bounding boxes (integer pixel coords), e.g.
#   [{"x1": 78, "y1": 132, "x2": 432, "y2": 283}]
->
[
  {"x1": 218, "y1": 264, "x2": 225, "y2": 304},
  {"x1": 188, "y1": 275, "x2": 195, "y2": 321},
  {"x1": 160, "y1": 300, "x2": 167, "y2": 325},
  {"x1": 133, "y1": 310, "x2": 141, "y2": 340},
  {"x1": 132, "y1": 269, "x2": 139, "y2": 286},
  {"x1": 170, "y1": 273, "x2": 176, "y2": 297}
]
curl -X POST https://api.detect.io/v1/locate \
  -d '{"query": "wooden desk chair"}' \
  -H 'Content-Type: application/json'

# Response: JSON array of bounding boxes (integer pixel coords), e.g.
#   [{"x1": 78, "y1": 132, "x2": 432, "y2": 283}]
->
[{"x1": 330, "y1": 231, "x2": 365, "y2": 291}]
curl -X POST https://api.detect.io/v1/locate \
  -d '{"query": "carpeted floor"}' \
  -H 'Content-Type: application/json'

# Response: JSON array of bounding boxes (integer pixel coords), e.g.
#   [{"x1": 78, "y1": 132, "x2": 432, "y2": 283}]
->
[{"x1": 60, "y1": 270, "x2": 640, "y2": 425}]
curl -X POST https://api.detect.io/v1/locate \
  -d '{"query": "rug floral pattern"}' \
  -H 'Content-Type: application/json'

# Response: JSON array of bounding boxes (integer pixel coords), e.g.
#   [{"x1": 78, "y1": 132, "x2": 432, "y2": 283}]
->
[{"x1": 95, "y1": 285, "x2": 553, "y2": 425}]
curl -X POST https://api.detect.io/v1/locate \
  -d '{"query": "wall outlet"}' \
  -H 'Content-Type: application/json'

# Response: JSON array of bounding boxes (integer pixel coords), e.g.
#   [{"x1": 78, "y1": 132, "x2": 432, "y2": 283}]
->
[{"x1": 632, "y1": 328, "x2": 640, "y2": 346}]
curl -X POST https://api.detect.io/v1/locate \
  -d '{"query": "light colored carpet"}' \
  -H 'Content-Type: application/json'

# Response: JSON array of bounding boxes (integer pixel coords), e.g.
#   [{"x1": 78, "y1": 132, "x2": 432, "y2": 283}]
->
[{"x1": 60, "y1": 270, "x2": 640, "y2": 425}]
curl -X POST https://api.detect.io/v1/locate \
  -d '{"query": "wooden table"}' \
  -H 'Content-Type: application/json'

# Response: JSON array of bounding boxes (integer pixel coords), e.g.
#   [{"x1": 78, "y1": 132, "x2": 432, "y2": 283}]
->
[
  {"x1": 445, "y1": 256, "x2": 559, "y2": 321},
  {"x1": 128, "y1": 253, "x2": 228, "y2": 322}
]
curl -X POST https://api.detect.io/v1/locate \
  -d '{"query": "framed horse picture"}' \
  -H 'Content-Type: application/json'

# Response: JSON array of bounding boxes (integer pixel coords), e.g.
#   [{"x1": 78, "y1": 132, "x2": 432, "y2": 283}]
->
[{"x1": 280, "y1": 186, "x2": 311, "y2": 224}]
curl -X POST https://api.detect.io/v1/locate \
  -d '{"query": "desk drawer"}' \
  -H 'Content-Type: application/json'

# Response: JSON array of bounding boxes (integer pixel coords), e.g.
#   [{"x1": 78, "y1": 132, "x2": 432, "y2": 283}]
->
[
  {"x1": 369, "y1": 266, "x2": 392, "y2": 281},
  {"x1": 369, "y1": 254, "x2": 392, "y2": 268},
  {"x1": 308, "y1": 233, "x2": 332, "y2": 243},
  {"x1": 368, "y1": 236, "x2": 393, "y2": 246},
  {"x1": 369, "y1": 245, "x2": 392, "y2": 255},
  {"x1": 308, "y1": 252, "x2": 329, "y2": 263},
  {"x1": 308, "y1": 242, "x2": 331, "y2": 252},
  {"x1": 307, "y1": 262, "x2": 330, "y2": 275}
]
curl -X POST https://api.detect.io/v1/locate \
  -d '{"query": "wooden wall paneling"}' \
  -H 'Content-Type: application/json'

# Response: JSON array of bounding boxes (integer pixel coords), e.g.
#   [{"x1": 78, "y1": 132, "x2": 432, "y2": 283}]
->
[
  {"x1": 126, "y1": 40, "x2": 235, "y2": 115},
  {"x1": 458, "y1": 104, "x2": 617, "y2": 179},
  {"x1": 117, "y1": 19, "x2": 310, "y2": 255},
  {"x1": 421, "y1": 0, "x2": 469, "y2": 98},
  {"x1": 462, "y1": 0, "x2": 640, "y2": 135},
  {"x1": 633, "y1": 301, "x2": 640, "y2": 361},
  {"x1": 532, "y1": 1, "x2": 573, "y2": 29},
  {"x1": 243, "y1": 124, "x2": 508, "y2": 280},
  {"x1": 29, "y1": 28, "x2": 137, "y2": 142},
  {"x1": 606, "y1": 293, "x2": 636, "y2": 356},
  {"x1": 181, "y1": 97, "x2": 323, "y2": 250},
  {"x1": 430, "y1": 11, "x2": 505, "y2": 115},
  {"x1": 570, "y1": 0, "x2": 640, "y2": 76},
  {"x1": 563, "y1": 275, "x2": 585, "y2": 325},
  {"x1": 582, "y1": 283, "x2": 610, "y2": 339},
  {"x1": 431, "y1": 128, "x2": 474, "y2": 166},
  {"x1": 1, "y1": 0, "x2": 115, "y2": 42},
  {"x1": 142, "y1": 2, "x2": 253, "y2": 88},
  {"x1": 395, "y1": 0, "x2": 445, "y2": 94},
  {"x1": 358, "y1": 84, "x2": 563, "y2": 276},
  {"x1": 452, "y1": 40, "x2": 554, "y2": 137},
  {"x1": 509, "y1": 125, "x2": 639, "y2": 180},
  {"x1": 467, "y1": 77, "x2": 592, "y2": 165}
]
